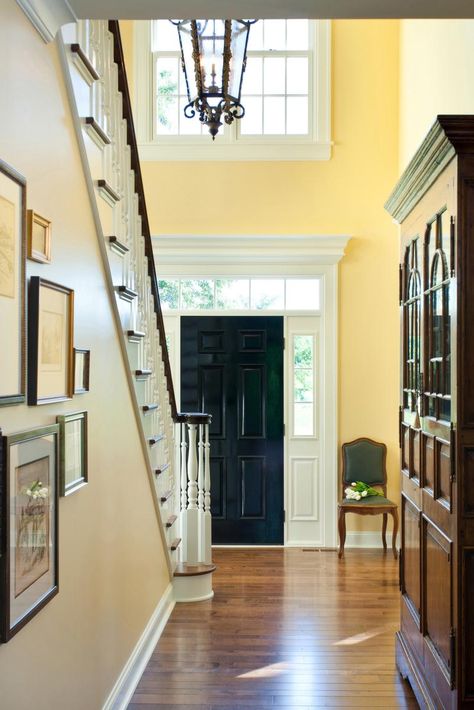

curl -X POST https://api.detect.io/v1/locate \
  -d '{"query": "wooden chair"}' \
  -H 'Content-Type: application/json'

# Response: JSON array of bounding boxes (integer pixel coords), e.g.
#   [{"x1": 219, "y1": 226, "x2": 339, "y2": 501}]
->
[{"x1": 338, "y1": 437, "x2": 398, "y2": 559}]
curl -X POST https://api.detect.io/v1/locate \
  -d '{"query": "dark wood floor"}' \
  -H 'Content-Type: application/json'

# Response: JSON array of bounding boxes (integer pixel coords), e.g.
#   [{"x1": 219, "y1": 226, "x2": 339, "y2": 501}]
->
[{"x1": 129, "y1": 548, "x2": 418, "y2": 709}]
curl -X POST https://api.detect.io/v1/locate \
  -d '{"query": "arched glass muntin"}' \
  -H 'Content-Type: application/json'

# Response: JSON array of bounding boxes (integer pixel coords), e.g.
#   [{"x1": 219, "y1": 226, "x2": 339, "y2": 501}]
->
[{"x1": 403, "y1": 237, "x2": 422, "y2": 412}]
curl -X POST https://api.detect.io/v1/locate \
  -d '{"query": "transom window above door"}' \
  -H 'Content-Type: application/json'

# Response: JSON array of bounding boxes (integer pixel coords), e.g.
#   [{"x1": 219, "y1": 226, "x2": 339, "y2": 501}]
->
[
  {"x1": 134, "y1": 19, "x2": 331, "y2": 160},
  {"x1": 158, "y1": 277, "x2": 321, "y2": 311}
]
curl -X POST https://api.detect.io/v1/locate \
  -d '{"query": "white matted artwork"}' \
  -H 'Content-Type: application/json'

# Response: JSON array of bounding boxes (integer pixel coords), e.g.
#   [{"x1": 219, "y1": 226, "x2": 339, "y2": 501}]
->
[
  {"x1": 0, "y1": 424, "x2": 59, "y2": 642},
  {"x1": 0, "y1": 160, "x2": 26, "y2": 406},
  {"x1": 28, "y1": 277, "x2": 74, "y2": 405},
  {"x1": 57, "y1": 411, "x2": 88, "y2": 495}
]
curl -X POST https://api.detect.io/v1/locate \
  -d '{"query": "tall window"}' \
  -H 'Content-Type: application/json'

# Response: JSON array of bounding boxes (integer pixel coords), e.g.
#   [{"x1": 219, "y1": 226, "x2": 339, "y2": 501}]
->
[{"x1": 135, "y1": 19, "x2": 331, "y2": 160}]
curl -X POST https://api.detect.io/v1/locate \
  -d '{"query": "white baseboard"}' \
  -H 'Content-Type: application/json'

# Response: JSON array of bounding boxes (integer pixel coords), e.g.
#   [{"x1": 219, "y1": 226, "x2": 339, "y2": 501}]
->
[
  {"x1": 102, "y1": 583, "x2": 175, "y2": 710},
  {"x1": 345, "y1": 531, "x2": 388, "y2": 548}
]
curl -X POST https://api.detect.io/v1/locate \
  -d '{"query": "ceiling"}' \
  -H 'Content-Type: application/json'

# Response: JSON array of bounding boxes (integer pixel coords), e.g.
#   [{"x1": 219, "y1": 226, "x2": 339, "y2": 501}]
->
[
  {"x1": 17, "y1": 0, "x2": 474, "y2": 45},
  {"x1": 55, "y1": 0, "x2": 474, "y2": 18}
]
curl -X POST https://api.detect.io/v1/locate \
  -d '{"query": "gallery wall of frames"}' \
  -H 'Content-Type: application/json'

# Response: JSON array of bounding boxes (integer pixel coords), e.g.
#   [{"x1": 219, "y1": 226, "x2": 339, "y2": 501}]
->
[{"x1": 0, "y1": 158, "x2": 90, "y2": 642}]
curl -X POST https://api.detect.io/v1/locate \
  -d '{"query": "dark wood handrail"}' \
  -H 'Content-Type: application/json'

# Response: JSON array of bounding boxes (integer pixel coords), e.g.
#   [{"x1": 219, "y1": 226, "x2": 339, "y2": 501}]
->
[{"x1": 108, "y1": 20, "x2": 178, "y2": 418}]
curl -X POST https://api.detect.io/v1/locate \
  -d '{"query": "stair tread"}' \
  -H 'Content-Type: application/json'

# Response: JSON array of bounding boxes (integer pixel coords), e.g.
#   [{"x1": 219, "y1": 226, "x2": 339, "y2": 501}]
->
[
  {"x1": 148, "y1": 434, "x2": 165, "y2": 446},
  {"x1": 160, "y1": 489, "x2": 173, "y2": 503},
  {"x1": 174, "y1": 562, "x2": 216, "y2": 577},
  {"x1": 127, "y1": 330, "x2": 145, "y2": 338},
  {"x1": 142, "y1": 403, "x2": 158, "y2": 412},
  {"x1": 170, "y1": 537, "x2": 181, "y2": 551},
  {"x1": 135, "y1": 369, "x2": 152, "y2": 377},
  {"x1": 166, "y1": 514, "x2": 177, "y2": 528},
  {"x1": 155, "y1": 463, "x2": 170, "y2": 476}
]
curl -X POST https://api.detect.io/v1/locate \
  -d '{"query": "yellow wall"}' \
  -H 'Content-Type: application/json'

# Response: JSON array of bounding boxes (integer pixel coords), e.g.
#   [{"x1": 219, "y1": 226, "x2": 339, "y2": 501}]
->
[
  {"x1": 128, "y1": 20, "x2": 401, "y2": 532},
  {"x1": 400, "y1": 20, "x2": 474, "y2": 168},
  {"x1": 0, "y1": 4, "x2": 170, "y2": 709}
]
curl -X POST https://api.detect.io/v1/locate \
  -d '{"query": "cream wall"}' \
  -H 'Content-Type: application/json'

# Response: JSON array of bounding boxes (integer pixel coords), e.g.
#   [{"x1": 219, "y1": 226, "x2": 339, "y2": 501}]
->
[
  {"x1": 125, "y1": 20, "x2": 401, "y2": 533},
  {"x1": 0, "y1": 3, "x2": 170, "y2": 709},
  {"x1": 399, "y1": 20, "x2": 474, "y2": 168}
]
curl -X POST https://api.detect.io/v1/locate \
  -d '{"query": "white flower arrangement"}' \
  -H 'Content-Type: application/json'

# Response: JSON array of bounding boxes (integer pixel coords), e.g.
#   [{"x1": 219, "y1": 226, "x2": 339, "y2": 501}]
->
[
  {"x1": 344, "y1": 481, "x2": 382, "y2": 501},
  {"x1": 22, "y1": 480, "x2": 48, "y2": 500}
]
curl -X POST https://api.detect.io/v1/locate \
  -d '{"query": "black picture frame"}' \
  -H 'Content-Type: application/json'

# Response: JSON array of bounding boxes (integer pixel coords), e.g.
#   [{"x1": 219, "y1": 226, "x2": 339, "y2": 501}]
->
[
  {"x1": 0, "y1": 159, "x2": 26, "y2": 407},
  {"x1": 27, "y1": 276, "x2": 74, "y2": 405},
  {"x1": 0, "y1": 424, "x2": 59, "y2": 643}
]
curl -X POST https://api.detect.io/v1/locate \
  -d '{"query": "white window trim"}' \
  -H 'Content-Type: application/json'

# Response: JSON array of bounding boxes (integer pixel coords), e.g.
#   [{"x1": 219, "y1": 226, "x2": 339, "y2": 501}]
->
[{"x1": 134, "y1": 20, "x2": 332, "y2": 162}]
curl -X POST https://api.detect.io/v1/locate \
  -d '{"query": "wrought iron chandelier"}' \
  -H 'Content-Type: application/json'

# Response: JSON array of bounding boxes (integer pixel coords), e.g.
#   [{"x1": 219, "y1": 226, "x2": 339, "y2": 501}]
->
[{"x1": 171, "y1": 19, "x2": 257, "y2": 139}]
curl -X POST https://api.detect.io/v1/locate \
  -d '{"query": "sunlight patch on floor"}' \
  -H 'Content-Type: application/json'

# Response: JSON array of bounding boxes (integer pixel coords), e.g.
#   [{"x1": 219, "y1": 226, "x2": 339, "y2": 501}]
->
[
  {"x1": 237, "y1": 661, "x2": 290, "y2": 679},
  {"x1": 334, "y1": 624, "x2": 392, "y2": 646}
]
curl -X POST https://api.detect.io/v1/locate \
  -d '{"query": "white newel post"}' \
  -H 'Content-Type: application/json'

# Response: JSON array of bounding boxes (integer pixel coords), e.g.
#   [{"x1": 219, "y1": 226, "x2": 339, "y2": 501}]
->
[
  {"x1": 180, "y1": 421, "x2": 188, "y2": 560},
  {"x1": 203, "y1": 421, "x2": 212, "y2": 564},
  {"x1": 186, "y1": 422, "x2": 199, "y2": 564}
]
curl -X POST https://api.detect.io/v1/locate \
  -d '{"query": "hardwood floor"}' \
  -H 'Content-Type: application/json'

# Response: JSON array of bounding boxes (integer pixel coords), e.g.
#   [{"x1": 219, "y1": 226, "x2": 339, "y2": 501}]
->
[{"x1": 129, "y1": 549, "x2": 418, "y2": 709}]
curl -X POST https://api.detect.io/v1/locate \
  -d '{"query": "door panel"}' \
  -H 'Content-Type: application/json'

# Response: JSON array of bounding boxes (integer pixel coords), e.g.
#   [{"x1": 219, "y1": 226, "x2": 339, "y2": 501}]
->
[
  {"x1": 181, "y1": 315, "x2": 284, "y2": 544},
  {"x1": 402, "y1": 495, "x2": 421, "y2": 624},
  {"x1": 423, "y1": 520, "x2": 453, "y2": 681}
]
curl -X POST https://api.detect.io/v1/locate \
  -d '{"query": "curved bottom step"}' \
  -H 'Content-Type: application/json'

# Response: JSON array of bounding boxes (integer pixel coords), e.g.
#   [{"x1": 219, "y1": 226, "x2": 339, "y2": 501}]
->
[{"x1": 173, "y1": 563, "x2": 216, "y2": 603}]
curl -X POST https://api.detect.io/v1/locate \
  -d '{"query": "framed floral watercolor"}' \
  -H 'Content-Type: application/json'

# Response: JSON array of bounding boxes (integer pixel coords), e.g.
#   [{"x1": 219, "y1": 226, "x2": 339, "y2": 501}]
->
[
  {"x1": 0, "y1": 159, "x2": 26, "y2": 407},
  {"x1": 74, "y1": 348, "x2": 90, "y2": 394},
  {"x1": 0, "y1": 424, "x2": 59, "y2": 642},
  {"x1": 27, "y1": 210, "x2": 51, "y2": 264},
  {"x1": 57, "y1": 411, "x2": 88, "y2": 496},
  {"x1": 27, "y1": 277, "x2": 74, "y2": 405}
]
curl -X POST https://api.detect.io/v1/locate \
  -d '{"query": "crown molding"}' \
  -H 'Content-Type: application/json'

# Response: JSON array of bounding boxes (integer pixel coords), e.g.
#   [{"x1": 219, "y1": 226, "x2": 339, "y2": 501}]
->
[
  {"x1": 152, "y1": 234, "x2": 350, "y2": 266},
  {"x1": 16, "y1": 0, "x2": 76, "y2": 42},
  {"x1": 385, "y1": 115, "x2": 474, "y2": 224}
]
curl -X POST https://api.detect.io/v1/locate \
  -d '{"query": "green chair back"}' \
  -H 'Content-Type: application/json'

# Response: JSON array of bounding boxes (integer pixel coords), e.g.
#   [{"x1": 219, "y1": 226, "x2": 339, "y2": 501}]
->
[{"x1": 342, "y1": 438, "x2": 386, "y2": 487}]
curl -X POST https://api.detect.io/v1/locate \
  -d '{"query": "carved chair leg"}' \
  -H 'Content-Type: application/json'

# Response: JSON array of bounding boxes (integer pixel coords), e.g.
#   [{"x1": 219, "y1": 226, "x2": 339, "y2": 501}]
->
[
  {"x1": 338, "y1": 507, "x2": 346, "y2": 559},
  {"x1": 391, "y1": 507, "x2": 399, "y2": 559},
  {"x1": 382, "y1": 513, "x2": 388, "y2": 551}
]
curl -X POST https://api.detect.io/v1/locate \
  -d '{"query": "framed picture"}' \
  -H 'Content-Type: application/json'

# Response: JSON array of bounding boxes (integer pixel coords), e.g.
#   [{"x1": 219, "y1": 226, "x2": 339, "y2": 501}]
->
[
  {"x1": 57, "y1": 411, "x2": 88, "y2": 496},
  {"x1": 0, "y1": 424, "x2": 59, "y2": 642},
  {"x1": 27, "y1": 210, "x2": 51, "y2": 264},
  {"x1": 0, "y1": 159, "x2": 26, "y2": 407},
  {"x1": 28, "y1": 277, "x2": 74, "y2": 405},
  {"x1": 74, "y1": 348, "x2": 90, "y2": 394}
]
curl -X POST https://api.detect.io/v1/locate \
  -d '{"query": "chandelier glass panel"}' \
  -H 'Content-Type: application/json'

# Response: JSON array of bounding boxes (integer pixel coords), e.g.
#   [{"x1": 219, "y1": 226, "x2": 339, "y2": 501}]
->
[{"x1": 171, "y1": 19, "x2": 257, "y2": 138}]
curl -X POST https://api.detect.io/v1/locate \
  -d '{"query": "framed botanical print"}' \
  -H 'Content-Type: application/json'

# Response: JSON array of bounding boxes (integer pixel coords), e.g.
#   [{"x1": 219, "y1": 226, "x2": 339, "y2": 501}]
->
[
  {"x1": 74, "y1": 348, "x2": 90, "y2": 394},
  {"x1": 0, "y1": 159, "x2": 26, "y2": 406},
  {"x1": 0, "y1": 424, "x2": 59, "y2": 642},
  {"x1": 57, "y1": 411, "x2": 88, "y2": 496},
  {"x1": 27, "y1": 210, "x2": 51, "y2": 264},
  {"x1": 28, "y1": 277, "x2": 74, "y2": 405}
]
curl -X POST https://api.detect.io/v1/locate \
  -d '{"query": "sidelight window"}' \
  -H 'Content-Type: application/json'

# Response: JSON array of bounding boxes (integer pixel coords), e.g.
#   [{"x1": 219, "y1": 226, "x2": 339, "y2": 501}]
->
[{"x1": 292, "y1": 335, "x2": 315, "y2": 437}]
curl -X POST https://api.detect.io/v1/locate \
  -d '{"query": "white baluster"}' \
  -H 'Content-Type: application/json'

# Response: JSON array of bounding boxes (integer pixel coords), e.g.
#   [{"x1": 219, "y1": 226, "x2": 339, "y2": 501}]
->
[
  {"x1": 180, "y1": 422, "x2": 188, "y2": 560},
  {"x1": 186, "y1": 422, "x2": 199, "y2": 564},
  {"x1": 203, "y1": 421, "x2": 212, "y2": 564},
  {"x1": 198, "y1": 423, "x2": 205, "y2": 562}
]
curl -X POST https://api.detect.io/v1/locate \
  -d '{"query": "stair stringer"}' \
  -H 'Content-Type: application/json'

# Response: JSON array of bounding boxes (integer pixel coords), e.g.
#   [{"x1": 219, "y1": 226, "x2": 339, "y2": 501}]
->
[{"x1": 57, "y1": 20, "x2": 180, "y2": 576}]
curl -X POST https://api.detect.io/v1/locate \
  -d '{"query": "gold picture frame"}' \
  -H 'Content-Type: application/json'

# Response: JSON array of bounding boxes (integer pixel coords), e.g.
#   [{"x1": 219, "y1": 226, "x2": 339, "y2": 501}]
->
[
  {"x1": 28, "y1": 277, "x2": 74, "y2": 405},
  {"x1": 27, "y1": 210, "x2": 51, "y2": 264}
]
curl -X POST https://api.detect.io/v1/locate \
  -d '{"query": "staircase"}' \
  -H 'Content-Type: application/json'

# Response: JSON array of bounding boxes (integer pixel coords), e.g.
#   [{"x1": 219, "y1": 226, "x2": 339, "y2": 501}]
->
[{"x1": 59, "y1": 19, "x2": 214, "y2": 600}]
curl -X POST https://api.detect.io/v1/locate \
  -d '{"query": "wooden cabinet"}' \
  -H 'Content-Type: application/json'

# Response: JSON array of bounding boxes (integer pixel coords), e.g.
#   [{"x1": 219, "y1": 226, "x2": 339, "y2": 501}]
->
[{"x1": 386, "y1": 116, "x2": 474, "y2": 709}]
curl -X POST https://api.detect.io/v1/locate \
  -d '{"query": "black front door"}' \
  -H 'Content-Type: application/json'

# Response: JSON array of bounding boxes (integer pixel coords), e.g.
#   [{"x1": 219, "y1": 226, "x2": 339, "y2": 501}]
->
[{"x1": 181, "y1": 316, "x2": 284, "y2": 544}]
